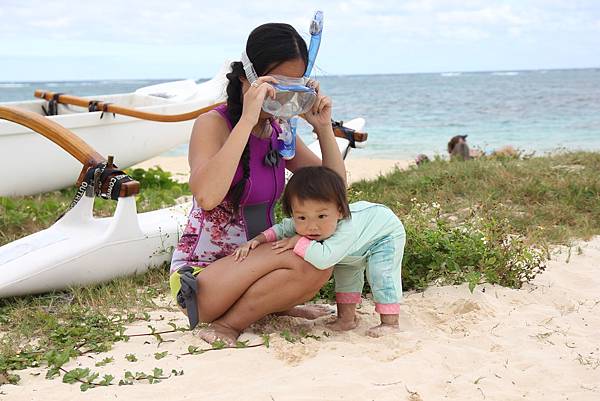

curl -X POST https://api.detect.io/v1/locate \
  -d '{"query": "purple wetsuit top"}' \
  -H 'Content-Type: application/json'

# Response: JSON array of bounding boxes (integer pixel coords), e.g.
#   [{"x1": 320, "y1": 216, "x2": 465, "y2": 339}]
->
[{"x1": 170, "y1": 105, "x2": 286, "y2": 273}]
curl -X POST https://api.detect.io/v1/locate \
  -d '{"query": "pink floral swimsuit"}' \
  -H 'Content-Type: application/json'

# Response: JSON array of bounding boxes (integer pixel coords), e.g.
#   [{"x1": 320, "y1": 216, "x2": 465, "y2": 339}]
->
[{"x1": 170, "y1": 105, "x2": 286, "y2": 274}]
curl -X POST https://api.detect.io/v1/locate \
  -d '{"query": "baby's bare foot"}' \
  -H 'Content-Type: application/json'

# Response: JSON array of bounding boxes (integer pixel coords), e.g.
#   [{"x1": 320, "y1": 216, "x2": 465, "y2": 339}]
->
[
  {"x1": 366, "y1": 323, "x2": 399, "y2": 338},
  {"x1": 197, "y1": 322, "x2": 240, "y2": 346},
  {"x1": 326, "y1": 316, "x2": 359, "y2": 331},
  {"x1": 279, "y1": 304, "x2": 334, "y2": 320}
]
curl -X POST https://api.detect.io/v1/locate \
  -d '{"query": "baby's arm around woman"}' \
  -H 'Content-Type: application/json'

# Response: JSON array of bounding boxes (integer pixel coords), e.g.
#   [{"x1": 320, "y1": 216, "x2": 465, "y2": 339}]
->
[{"x1": 232, "y1": 217, "x2": 298, "y2": 261}]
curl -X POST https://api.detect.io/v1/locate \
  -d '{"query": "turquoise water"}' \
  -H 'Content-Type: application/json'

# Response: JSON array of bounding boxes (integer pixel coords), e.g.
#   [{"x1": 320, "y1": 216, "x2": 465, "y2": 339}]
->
[{"x1": 2, "y1": 69, "x2": 599, "y2": 160}]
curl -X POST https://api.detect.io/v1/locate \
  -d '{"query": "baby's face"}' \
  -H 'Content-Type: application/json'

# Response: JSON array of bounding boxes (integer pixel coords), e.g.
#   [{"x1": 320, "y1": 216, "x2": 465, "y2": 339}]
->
[{"x1": 291, "y1": 198, "x2": 342, "y2": 241}]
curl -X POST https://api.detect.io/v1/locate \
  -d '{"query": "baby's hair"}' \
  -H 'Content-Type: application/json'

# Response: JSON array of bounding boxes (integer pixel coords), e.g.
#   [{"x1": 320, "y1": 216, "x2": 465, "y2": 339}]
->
[{"x1": 282, "y1": 166, "x2": 350, "y2": 218}]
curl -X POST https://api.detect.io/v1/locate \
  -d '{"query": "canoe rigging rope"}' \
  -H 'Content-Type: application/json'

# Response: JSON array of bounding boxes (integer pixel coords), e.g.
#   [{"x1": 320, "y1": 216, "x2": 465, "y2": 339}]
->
[
  {"x1": 58, "y1": 162, "x2": 134, "y2": 221},
  {"x1": 100, "y1": 103, "x2": 115, "y2": 119},
  {"x1": 41, "y1": 92, "x2": 64, "y2": 116},
  {"x1": 88, "y1": 100, "x2": 101, "y2": 112},
  {"x1": 331, "y1": 120, "x2": 357, "y2": 148}
]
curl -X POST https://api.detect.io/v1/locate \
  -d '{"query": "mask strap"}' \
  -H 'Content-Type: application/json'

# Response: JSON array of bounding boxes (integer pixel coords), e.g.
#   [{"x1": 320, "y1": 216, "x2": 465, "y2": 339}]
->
[{"x1": 241, "y1": 51, "x2": 259, "y2": 83}]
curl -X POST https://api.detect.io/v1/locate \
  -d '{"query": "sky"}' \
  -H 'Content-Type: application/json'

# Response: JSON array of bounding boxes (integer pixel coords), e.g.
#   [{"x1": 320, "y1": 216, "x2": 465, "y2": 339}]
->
[{"x1": 1, "y1": 0, "x2": 599, "y2": 81}]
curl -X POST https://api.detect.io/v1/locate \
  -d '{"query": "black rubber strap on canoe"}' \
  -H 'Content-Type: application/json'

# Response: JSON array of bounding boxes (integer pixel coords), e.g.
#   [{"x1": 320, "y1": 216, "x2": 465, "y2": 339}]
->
[
  {"x1": 176, "y1": 266, "x2": 200, "y2": 329},
  {"x1": 56, "y1": 162, "x2": 133, "y2": 221},
  {"x1": 97, "y1": 164, "x2": 133, "y2": 200},
  {"x1": 88, "y1": 100, "x2": 101, "y2": 113},
  {"x1": 41, "y1": 93, "x2": 64, "y2": 116},
  {"x1": 103, "y1": 172, "x2": 132, "y2": 200},
  {"x1": 332, "y1": 120, "x2": 357, "y2": 148},
  {"x1": 100, "y1": 103, "x2": 115, "y2": 119}
]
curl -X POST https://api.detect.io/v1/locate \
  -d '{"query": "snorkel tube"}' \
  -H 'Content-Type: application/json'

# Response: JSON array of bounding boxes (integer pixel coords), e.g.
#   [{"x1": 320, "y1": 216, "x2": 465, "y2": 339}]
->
[
  {"x1": 279, "y1": 10, "x2": 324, "y2": 160},
  {"x1": 304, "y1": 10, "x2": 324, "y2": 79}
]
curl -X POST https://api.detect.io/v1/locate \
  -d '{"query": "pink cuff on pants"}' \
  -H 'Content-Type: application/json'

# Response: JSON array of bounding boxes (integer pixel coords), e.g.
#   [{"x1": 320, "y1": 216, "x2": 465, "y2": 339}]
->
[
  {"x1": 375, "y1": 303, "x2": 400, "y2": 314},
  {"x1": 262, "y1": 228, "x2": 277, "y2": 242},
  {"x1": 293, "y1": 236, "x2": 311, "y2": 258},
  {"x1": 336, "y1": 292, "x2": 361, "y2": 304}
]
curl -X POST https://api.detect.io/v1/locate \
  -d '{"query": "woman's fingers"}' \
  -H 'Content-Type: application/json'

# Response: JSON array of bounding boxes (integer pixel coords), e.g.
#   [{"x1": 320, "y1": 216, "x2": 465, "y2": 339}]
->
[
  {"x1": 311, "y1": 95, "x2": 322, "y2": 114},
  {"x1": 318, "y1": 96, "x2": 331, "y2": 113},
  {"x1": 258, "y1": 75, "x2": 278, "y2": 84},
  {"x1": 307, "y1": 79, "x2": 320, "y2": 93}
]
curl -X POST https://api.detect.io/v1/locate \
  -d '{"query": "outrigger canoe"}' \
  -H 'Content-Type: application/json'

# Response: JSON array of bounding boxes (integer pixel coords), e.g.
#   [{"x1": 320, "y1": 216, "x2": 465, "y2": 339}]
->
[
  {"x1": 0, "y1": 64, "x2": 231, "y2": 197},
  {"x1": 0, "y1": 104, "x2": 366, "y2": 298}
]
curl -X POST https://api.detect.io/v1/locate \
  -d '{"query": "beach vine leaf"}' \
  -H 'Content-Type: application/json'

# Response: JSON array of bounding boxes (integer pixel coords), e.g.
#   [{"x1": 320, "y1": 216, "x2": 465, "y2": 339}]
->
[
  {"x1": 95, "y1": 357, "x2": 114, "y2": 367},
  {"x1": 154, "y1": 351, "x2": 168, "y2": 360}
]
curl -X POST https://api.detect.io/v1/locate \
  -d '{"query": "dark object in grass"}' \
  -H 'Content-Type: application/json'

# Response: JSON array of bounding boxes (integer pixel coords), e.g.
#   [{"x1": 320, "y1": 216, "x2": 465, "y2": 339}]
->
[
  {"x1": 448, "y1": 135, "x2": 471, "y2": 161},
  {"x1": 415, "y1": 154, "x2": 430, "y2": 166}
]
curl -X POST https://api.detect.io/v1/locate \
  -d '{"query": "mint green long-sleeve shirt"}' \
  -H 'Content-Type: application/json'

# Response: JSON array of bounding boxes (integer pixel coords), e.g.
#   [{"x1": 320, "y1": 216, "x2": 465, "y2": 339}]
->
[{"x1": 265, "y1": 201, "x2": 404, "y2": 270}]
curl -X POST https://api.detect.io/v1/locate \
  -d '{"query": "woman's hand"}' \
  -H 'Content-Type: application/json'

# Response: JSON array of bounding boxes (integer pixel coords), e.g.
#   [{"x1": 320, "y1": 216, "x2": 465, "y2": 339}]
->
[
  {"x1": 301, "y1": 79, "x2": 333, "y2": 135},
  {"x1": 232, "y1": 239, "x2": 261, "y2": 262},
  {"x1": 240, "y1": 76, "x2": 277, "y2": 126},
  {"x1": 271, "y1": 235, "x2": 301, "y2": 254}
]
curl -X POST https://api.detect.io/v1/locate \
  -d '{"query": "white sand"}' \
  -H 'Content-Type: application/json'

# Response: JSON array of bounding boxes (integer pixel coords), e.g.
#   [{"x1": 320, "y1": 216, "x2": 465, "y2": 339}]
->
[
  {"x1": 4, "y1": 237, "x2": 600, "y2": 400},
  {"x1": 132, "y1": 154, "x2": 411, "y2": 185}
]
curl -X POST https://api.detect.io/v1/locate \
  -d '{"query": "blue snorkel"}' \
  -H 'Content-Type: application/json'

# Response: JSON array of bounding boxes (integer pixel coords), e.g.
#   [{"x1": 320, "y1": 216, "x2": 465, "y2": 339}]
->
[
  {"x1": 278, "y1": 10, "x2": 324, "y2": 160},
  {"x1": 305, "y1": 10, "x2": 323, "y2": 79}
]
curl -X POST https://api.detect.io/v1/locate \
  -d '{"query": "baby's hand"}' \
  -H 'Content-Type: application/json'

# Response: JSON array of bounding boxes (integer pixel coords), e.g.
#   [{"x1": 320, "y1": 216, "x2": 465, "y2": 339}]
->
[
  {"x1": 232, "y1": 239, "x2": 260, "y2": 262},
  {"x1": 272, "y1": 235, "x2": 301, "y2": 254}
]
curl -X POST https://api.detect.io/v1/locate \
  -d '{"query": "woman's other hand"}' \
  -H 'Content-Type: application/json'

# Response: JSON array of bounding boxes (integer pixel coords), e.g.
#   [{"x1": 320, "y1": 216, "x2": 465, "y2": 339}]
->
[
  {"x1": 240, "y1": 76, "x2": 278, "y2": 126},
  {"x1": 272, "y1": 235, "x2": 301, "y2": 254},
  {"x1": 232, "y1": 239, "x2": 261, "y2": 261},
  {"x1": 301, "y1": 80, "x2": 332, "y2": 134}
]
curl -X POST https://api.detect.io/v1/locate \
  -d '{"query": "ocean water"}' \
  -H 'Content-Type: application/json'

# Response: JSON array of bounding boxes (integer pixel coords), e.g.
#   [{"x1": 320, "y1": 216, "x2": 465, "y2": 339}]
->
[{"x1": 2, "y1": 69, "x2": 599, "y2": 160}]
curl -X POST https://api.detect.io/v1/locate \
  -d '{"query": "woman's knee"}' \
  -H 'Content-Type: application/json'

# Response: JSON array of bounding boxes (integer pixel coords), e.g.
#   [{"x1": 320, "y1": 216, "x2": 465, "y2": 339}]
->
[{"x1": 296, "y1": 262, "x2": 332, "y2": 293}]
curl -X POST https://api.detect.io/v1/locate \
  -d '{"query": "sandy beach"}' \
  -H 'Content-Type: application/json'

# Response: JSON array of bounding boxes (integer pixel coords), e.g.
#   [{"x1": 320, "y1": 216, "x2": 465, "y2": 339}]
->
[
  {"x1": 3, "y1": 235, "x2": 599, "y2": 400},
  {"x1": 132, "y1": 155, "x2": 412, "y2": 185}
]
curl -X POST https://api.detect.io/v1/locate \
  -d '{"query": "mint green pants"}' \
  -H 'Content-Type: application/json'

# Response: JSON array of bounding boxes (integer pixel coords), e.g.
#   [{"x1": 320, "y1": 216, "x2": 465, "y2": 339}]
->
[{"x1": 334, "y1": 228, "x2": 405, "y2": 314}]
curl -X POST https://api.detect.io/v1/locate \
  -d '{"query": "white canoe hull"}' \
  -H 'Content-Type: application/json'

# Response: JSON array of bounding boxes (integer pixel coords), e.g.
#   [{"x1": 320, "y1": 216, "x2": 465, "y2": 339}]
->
[
  {"x1": 0, "y1": 67, "x2": 229, "y2": 197},
  {"x1": 0, "y1": 196, "x2": 189, "y2": 298}
]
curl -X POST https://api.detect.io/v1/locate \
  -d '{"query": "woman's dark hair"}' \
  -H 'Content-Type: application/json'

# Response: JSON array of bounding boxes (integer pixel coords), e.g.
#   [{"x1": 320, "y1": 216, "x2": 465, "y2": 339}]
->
[
  {"x1": 281, "y1": 167, "x2": 351, "y2": 219},
  {"x1": 226, "y1": 23, "x2": 309, "y2": 213}
]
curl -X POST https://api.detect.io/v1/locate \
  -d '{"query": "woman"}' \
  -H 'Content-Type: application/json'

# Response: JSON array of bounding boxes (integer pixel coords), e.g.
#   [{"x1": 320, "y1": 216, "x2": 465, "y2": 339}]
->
[{"x1": 169, "y1": 22, "x2": 346, "y2": 344}]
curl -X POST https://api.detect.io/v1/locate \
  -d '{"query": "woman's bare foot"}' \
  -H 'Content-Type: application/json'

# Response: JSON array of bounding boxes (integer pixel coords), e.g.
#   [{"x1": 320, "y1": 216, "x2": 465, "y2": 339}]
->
[
  {"x1": 197, "y1": 321, "x2": 240, "y2": 346},
  {"x1": 326, "y1": 316, "x2": 359, "y2": 331},
  {"x1": 278, "y1": 304, "x2": 334, "y2": 320},
  {"x1": 366, "y1": 323, "x2": 399, "y2": 338}
]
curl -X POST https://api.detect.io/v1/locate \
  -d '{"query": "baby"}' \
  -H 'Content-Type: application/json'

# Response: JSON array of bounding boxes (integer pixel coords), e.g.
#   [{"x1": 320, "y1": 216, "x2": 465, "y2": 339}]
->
[{"x1": 233, "y1": 166, "x2": 406, "y2": 337}]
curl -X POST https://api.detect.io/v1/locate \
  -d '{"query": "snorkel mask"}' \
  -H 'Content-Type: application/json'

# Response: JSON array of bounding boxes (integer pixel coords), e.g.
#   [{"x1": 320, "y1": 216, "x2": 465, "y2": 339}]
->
[{"x1": 241, "y1": 54, "x2": 317, "y2": 119}]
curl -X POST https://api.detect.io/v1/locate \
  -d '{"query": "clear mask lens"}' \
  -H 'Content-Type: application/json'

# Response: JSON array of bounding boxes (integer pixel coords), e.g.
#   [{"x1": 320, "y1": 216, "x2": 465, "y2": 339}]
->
[{"x1": 262, "y1": 75, "x2": 317, "y2": 118}]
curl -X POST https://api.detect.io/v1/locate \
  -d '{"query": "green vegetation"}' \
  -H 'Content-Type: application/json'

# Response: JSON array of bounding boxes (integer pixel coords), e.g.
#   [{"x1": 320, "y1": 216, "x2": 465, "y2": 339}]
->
[{"x1": 1, "y1": 152, "x2": 600, "y2": 390}]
